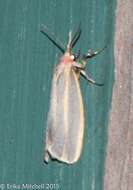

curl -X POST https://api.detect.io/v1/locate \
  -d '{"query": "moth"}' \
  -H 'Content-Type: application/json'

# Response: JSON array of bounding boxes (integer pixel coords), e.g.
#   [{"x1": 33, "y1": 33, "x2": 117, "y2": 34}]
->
[{"x1": 41, "y1": 25, "x2": 105, "y2": 164}]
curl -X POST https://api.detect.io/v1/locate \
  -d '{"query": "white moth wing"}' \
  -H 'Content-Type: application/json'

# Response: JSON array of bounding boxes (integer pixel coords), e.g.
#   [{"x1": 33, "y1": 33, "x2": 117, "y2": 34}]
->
[{"x1": 45, "y1": 63, "x2": 84, "y2": 164}]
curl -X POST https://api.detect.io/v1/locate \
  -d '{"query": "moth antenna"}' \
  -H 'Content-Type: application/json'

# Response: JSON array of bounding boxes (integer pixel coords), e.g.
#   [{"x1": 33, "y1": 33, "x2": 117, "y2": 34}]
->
[{"x1": 41, "y1": 24, "x2": 65, "y2": 53}]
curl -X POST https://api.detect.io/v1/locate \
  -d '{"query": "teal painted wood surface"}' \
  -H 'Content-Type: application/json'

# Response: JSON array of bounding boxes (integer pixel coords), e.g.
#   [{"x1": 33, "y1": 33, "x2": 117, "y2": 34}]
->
[{"x1": 0, "y1": 0, "x2": 116, "y2": 190}]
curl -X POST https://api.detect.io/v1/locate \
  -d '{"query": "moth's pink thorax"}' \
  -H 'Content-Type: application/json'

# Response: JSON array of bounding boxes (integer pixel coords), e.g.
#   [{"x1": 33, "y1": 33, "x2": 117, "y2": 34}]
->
[{"x1": 60, "y1": 52, "x2": 74, "y2": 65}]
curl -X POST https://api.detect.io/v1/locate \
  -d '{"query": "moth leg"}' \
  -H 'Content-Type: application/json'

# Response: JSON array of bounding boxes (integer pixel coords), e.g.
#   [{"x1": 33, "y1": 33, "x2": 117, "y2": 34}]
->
[
  {"x1": 72, "y1": 61, "x2": 85, "y2": 69},
  {"x1": 74, "y1": 49, "x2": 80, "y2": 61},
  {"x1": 80, "y1": 70, "x2": 104, "y2": 86},
  {"x1": 82, "y1": 46, "x2": 107, "y2": 60}
]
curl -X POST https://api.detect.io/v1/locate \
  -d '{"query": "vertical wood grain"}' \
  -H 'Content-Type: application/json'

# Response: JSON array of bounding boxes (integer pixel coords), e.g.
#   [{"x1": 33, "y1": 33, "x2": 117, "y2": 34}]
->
[
  {"x1": 0, "y1": 1, "x2": 115, "y2": 190},
  {"x1": 104, "y1": 1, "x2": 133, "y2": 189}
]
